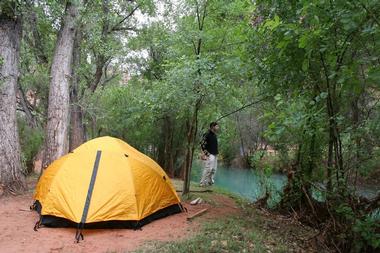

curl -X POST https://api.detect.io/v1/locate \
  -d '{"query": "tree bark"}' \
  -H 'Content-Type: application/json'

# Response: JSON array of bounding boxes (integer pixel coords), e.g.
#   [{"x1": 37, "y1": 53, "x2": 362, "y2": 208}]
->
[
  {"x1": 164, "y1": 116, "x2": 175, "y2": 177},
  {"x1": 320, "y1": 53, "x2": 344, "y2": 191},
  {"x1": 182, "y1": 119, "x2": 195, "y2": 195},
  {"x1": 182, "y1": 100, "x2": 201, "y2": 195},
  {"x1": 88, "y1": 0, "x2": 110, "y2": 93},
  {"x1": 0, "y1": 14, "x2": 26, "y2": 194},
  {"x1": 236, "y1": 114, "x2": 246, "y2": 157},
  {"x1": 157, "y1": 116, "x2": 171, "y2": 173},
  {"x1": 327, "y1": 133, "x2": 333, "y2": 192},
  {"x1": 42, "y1": 1, "x2": 79, "y2": 168},
  {"x1": 157, "y1": 132, "x2": 165, "y2": 169},
  {"x1": 69, "y1": 28, "x2": 85, "y2": 151},
  {"x1": 167, "y1": 119, "x2": 175, "y2": 177}
]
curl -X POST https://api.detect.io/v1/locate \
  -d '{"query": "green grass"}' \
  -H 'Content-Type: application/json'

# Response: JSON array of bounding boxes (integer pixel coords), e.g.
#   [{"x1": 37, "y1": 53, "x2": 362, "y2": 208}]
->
[
  {"x1": 133, "y1": 215, "x2": 266, "y2": 253},
  {"x1": 132, "y1": 199, "x2": 302, "y2": 253},
  {"x1": 131, "y1": 179, "x2": 314, "y2": 253},
  {"x1": 172, "y1": 179, "x2": 246, "y2": 204}
]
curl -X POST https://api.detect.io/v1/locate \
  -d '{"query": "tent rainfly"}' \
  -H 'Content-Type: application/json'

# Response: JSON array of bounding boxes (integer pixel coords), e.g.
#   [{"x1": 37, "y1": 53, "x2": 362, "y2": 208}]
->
[{"x1": 32, "y1": 136, "x2": 183, "y2": 242}]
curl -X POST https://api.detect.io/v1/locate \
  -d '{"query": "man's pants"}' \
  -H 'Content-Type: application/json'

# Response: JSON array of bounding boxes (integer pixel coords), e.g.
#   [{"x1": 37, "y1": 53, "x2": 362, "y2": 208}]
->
[{"x1": 200, "y1": 154, "x2": 217, "y2": 186}]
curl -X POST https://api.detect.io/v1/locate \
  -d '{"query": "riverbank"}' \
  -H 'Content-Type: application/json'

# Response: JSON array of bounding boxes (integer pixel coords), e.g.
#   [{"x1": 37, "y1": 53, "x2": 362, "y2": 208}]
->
[{"x1": 191, "y1": 162, "x2": 380, "y2": 202}]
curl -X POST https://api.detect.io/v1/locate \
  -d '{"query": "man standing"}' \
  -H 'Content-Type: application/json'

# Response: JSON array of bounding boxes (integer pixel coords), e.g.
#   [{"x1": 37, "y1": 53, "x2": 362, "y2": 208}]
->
[{"x1": 199, "y1": 122, "x2": 219, "y2": 187}]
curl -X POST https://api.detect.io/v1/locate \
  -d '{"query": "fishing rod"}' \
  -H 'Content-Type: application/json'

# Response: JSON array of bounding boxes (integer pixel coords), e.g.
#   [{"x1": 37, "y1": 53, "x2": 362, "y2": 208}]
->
[
  {"x1": 215, "y1": 95, "x2": 269, "y2": 122},
  {"x1": 198, "y1": 95, "x2": 269, "y2": 138}
]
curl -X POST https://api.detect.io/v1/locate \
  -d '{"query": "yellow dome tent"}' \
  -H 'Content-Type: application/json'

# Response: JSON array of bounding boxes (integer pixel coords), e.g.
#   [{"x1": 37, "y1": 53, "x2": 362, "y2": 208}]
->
[{"x1": 32, "y1": 136, "x2": 182, "y2": 241}]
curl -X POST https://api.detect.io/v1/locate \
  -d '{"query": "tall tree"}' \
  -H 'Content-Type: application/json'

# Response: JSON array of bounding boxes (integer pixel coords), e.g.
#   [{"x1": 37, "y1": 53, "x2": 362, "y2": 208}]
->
[
  {"x1": 120, "y1": 0, "x2": 251, "y2": 179},
  {"x1": 181, "y1": 0, "x2": 208, "y2": 195},
  {"x1": 0, "y1": 1, "x2": 26, "y2": 194},
  {"x1": 42, "y1": 0, "x2": 80, "y2": 168},
  {"x1": 69, "y1": 0, "x2": 143, "y2": 148},
  {"x1": 69, "y1": 27, "x2": 85, "y2": 151}
]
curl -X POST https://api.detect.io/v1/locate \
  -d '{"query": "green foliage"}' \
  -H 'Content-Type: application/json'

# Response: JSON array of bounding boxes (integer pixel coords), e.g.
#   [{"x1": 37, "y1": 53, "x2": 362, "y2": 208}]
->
[
  {"x1": 11, "y1": 0, "x2": 379, "y2": 249},
  {"x1": 94, "y1": 83, "x2": 158, "y2": 151},
  {"x1": 334, "y1": 203, "x2": 380, "y2": 252},
  {"x1": 249, "y1": 152, "x2": 283, "y2": 173},
  {"x1": 353, "y1": 216, "x2": 380, "y2": 251},
  {"x1": 248, "y1": 1, "x2": 380, "y2": 250},
  {"x1": 17, "y1": 119, "x2": 43, "y2": 174},
  {"x1": 109, "y1": 0, "x2": 256, "y2": 166},
  {"x1": 217, "y1": 124, "x2": 239, "y2": 164},
  {"x1": 261, "y1": 93, "x2": 325, "y2": 177},
  {"x1": 0, "y1": 1, "x2": 20, "y2": 18}
]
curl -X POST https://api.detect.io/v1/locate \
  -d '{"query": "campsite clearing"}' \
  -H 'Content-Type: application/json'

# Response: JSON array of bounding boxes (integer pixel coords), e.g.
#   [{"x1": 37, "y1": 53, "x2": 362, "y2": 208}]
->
[
  {"x1": 0, "y1": 177, "x2": 321, "y2": 253},
  {"x1": 0, "y1": 176, "x2": 239, "y2": 253}
]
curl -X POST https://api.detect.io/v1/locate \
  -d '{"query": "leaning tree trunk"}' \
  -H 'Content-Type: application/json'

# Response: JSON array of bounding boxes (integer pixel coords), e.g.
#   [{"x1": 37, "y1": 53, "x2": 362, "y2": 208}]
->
[
  {"x1": 0, "y1": 14, "x2": 26, "y2": 194},
  {"x1": 42, "y1": 1, "x2": 79, "y2": 169}
]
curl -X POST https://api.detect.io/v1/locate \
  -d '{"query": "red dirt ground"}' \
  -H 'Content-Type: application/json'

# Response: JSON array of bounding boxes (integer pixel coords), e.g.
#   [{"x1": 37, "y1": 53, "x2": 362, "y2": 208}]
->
[{"x1": 0, "y1": 189, "x2": 239, "y2": 253}]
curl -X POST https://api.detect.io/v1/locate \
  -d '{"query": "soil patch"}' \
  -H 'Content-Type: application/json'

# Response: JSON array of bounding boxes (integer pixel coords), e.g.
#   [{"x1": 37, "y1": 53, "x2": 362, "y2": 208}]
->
[{"x1": 0, "y1": 179, "x2": 239, "y2": 253}]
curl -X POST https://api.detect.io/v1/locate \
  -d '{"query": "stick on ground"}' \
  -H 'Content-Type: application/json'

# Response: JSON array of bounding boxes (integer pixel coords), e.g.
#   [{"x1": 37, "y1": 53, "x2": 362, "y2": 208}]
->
[{"x1": 187, "y1": 208, "x2": 208, "y2": 221}]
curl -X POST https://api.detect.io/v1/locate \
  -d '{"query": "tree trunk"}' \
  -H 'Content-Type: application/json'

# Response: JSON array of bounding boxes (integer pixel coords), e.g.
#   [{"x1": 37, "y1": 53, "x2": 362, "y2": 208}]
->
[
  {"x1": 182, "y1": 100, "x2": 200, "y2": 195},
  {"x1": 162, "y1": 116, "x2": 175, "y2": 177},
  {"x1": 236, "y1": 114, "x2": 246, "y2": 157},
  {"x1": 0, "y1": 14, "x2": 26, "y2": 194},
  {"x1": 69, "y1": 28, "x2": 85, "y2": 151},
  {"x1": 157, "y1": 118, "x2": 166, "y2": 168},
  {"x1": 326, "y1": 87, "x2": 344, "y2": 189},
  {"x1": 157, "y1": 116, "x2": 172, "y2": 173},
  {"x1": 327, "y1": 133, "x2": 333, "y2": 192},
  {"x1": 320, "y1": 53, "x2": 344, "y2": 192},
  {"x1": 175, "y1": 122, "x2": 188, "y2": 178},
  {"x1": 42, "y1": 1, "x2": 79, "y2": 168},
  {"x1": 167, "y1": 120, "x2": 175, "y2": 177},
  {"x1": 89, "y1": 116, "x2": 98, "y2": 138},
  {"x1": 157, "y1": 138, "x2": 165, "y2": 169},
  {"x1": 69, "y1": 94, "x2": 85, "y2": 150},
  {"x1": 182, "y1": 0, "x2": 207, "y2": 195},
  {"x1": 351, "y1": 66, "x2": 366, "y2": 188},
  {"x1": 182, "y1": 118, "x2": 195, "y2": 195},
  {"x1": 89, "y1": 0, "x2": 109, "y2": 93}
]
